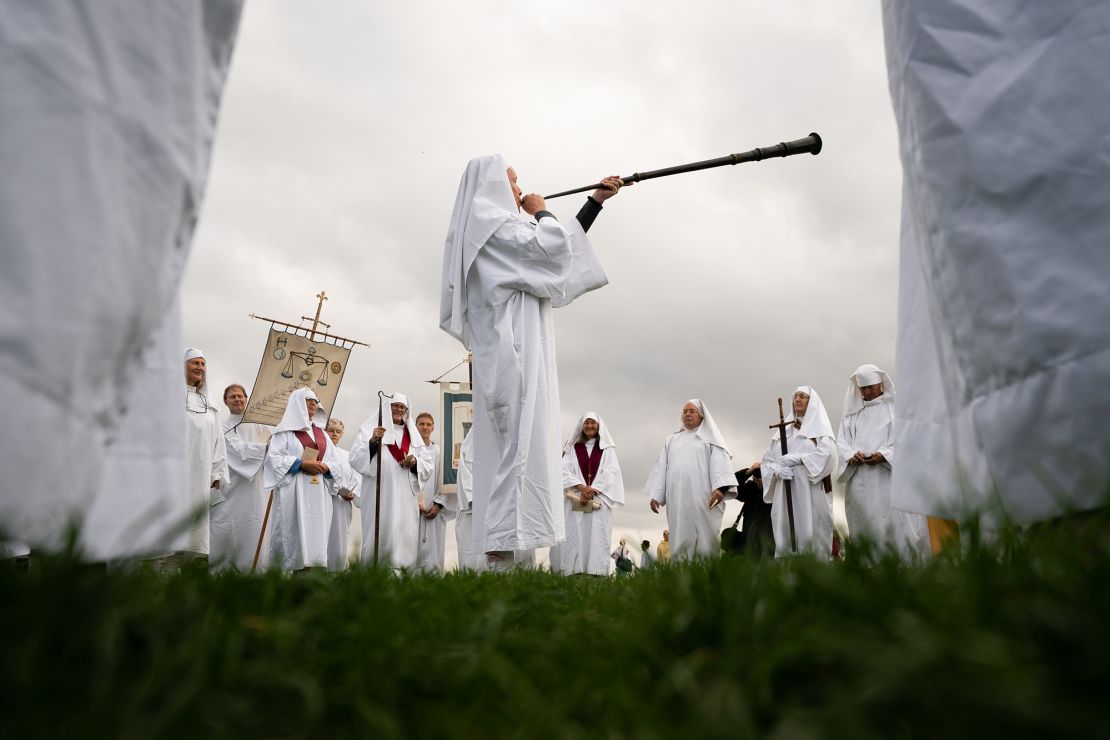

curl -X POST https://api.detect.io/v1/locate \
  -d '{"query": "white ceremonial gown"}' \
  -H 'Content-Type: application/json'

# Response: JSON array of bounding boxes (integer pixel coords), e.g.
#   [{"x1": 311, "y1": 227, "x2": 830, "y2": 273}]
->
[
  {"x1": 440, "y1": 155, "x2": 608, "y2": 556},
  {"x1": 884, "y1": 1, "x2": 1110, "y2": 525},
  {"x1": 762, "y1": 388, "x2": 837, "y2": 559},
  {"x1": 1, "y1": 4, "x2": 243, "y2": 555},
  {"x1": 326, "y1": 447, "x2": 359, "y2": 572},
  {"x1": 263, "y1": 390, "x2": 338, "y2": 571},
  {"x1": 550, "y1": 413, "x2": 625, "y2": 576},
  {"x1": 837, "y1": 399, "x2": 929, "y2": 560},
  {"x1": 416, "y1": 443, "x2": 455, "y2": 574},
  {"x1": 349, "y1": 399, "x2": 432, "y2": 570},
  {"x1": 645, "y1": 402, "x2": 736, "y2": 561},
  {"x1": 454, "y1": 432, "x2": 479, "y2": 571},
  {"x1": 184, "y1": 385, "x2": 228, "y2": 556},
  {"x1": 210, "y1": 414, "x2": 270, "y2": 571}
]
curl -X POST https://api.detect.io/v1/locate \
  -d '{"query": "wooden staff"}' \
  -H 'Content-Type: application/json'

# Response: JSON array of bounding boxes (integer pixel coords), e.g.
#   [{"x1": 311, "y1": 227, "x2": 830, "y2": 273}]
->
[
  {"x1": 769, "y1": 397, "x2": 798, "y2": 553},
  {"x1": 544, "y1": 133, "x2": 823, "y2": 199},
  {"x1": 373, "y1": 391, "x2": 394, "y2": 566},
  {"x1": 251, "y1": 490, "x2": 272, "y2": 573}
]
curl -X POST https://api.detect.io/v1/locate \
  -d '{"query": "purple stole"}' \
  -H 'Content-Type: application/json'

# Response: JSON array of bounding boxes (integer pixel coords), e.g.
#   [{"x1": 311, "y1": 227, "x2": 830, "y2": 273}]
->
[{"x1": 574, "y1": 442, "x2": 603, "y2": 486}]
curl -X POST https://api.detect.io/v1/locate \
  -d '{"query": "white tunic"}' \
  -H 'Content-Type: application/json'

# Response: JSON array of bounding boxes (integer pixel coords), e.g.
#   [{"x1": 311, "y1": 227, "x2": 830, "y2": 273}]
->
[
  {"x1": 645, "y1": 430, "x2": 736, "y2": 560},
  {"x1": 0, "y1": 5, "x2": 241, "y2": 554},
  {"x1": 550, "y1": 439, "x2": 624, "y2": 576},
  {"x1": 349, "y1": 424, "x2": 432, "y2": 569},
  {"x1": 454, "y1": 433, "x2": 480, "y2": 571},
  {"x1": 416, "y1": 443, "x2": 454, "y2": 574},
  {"x1": 210, "y1": 415, "x2": 270, "y2": 572},
  {"x1": 263, "y1": 431, "x2": 337, "y2": 572},
  {"x1": 466, "y1": 216, "x2": 607, "y2": 554},
  {"x1": 884, "y1": 1, "x2": 1110, "y2": 525},
  {"x1": 326, "y1": 446, "x2": 360, "y2": 572},
  {"x1": 762, "y1": 427, "x2": 836, "y2": 559},
  {"x1": 184, "y1": 388, "x2": 228, "y2": 555}
]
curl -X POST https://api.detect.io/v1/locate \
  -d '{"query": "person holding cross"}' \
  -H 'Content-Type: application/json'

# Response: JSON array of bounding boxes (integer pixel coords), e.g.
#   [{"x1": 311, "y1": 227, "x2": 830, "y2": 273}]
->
[
  {"x1": 761, "y1": 386, "x2": 838, "y2": 559},
  {"x1": 349, "y1": 393, "x2": 432, "y2": 570}
]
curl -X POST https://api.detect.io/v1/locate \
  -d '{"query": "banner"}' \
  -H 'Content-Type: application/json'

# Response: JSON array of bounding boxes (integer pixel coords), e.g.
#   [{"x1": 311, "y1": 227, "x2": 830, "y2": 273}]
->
[
  {"x1": 439, "y1": 382, "x2": 472, "y2": 493},
  {"x1": 243, "y1": 327, "x2": 353, "y2": 426}
]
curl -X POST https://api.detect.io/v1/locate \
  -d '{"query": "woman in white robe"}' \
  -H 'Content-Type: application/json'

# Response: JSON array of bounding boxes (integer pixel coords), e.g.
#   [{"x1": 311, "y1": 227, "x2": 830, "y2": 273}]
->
[
  {"x1": 325, "y1": 418, "x2": 360, "y2": 572},
  {"x1": 550, "y1": 412, "x2": 624, "y2": 576},
  {"x1": 263, "y1": 388, "x2": 339, "y2": 572},
  {"x1": 183, "y1": 349, "x2": 228, "y2": 560},
  {"x1": 836, "y1": 365, "x2": 929, "y2": 560},
  {"x1": 415, "y1": 413, "x2": 454, "y2": 574},
  {"x1": 645, "y1": 400, "x2": 737, "y2": 561},
  {"x1": 349, "y1": 393, "x2": 432, "y2": 570},
  {"x1": 439, "y1": 155, "x2": 621, "y2": 569},
  {"x1": 762, "y1": 386, "x2": 838, "y2": 559},
  {"x1": 211, "y1": 384, "x2": 271, "y2": 572}
]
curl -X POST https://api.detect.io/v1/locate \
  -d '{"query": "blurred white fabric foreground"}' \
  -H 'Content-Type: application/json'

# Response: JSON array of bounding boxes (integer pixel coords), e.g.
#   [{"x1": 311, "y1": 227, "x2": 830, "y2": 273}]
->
[
  {"x1": 884, "y1": 0, "x2": 1110, "y2": 525},
  {"x1": 0, "y1": 2, "x2": 243, "y2": 555}
]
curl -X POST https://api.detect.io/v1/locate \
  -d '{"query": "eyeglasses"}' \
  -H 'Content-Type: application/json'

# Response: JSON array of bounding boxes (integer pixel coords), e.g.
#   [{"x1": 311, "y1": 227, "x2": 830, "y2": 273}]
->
[{"x1": 186, "y1": 390, "x2": 209, "y2": 414}]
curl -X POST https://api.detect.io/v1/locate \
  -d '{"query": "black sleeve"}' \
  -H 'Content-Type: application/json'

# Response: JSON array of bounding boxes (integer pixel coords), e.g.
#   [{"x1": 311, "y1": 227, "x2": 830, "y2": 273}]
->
[{"x1": 575, "y1": 196, "x2": 603, "y2": 233}]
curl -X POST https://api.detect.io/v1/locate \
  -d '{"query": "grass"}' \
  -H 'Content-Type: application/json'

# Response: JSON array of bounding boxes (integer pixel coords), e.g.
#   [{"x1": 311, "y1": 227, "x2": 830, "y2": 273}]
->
[{"x1": 2, "y1": 512, "x2": 1109, "y2": 739}]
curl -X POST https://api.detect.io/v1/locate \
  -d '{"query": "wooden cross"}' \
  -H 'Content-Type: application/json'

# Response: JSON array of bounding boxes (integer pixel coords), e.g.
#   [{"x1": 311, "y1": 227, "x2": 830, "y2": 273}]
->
[{"x1": 309, "y1": 291, "x2": 327, "y2": 340}]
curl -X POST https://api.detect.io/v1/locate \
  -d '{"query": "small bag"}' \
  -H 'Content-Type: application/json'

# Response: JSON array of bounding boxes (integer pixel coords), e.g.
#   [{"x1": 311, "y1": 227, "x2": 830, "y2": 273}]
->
[
  {"x1": 720, "y1": 511, "x2": 746, "y2": 555},
  {"x1": 616, "y1": 554, "x2": 634, "y2": 572}
]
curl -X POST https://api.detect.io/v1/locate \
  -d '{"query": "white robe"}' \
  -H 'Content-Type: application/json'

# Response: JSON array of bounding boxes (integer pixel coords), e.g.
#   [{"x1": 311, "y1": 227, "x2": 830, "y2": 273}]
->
[
  {"x1": 349, "y1": 425, "x2": 432, "y2": 569},
  {"x1": 884, "y1": 1, "x2": 1110, "y2": 525},
  {"x1": 210, "y1": 415, "x2": 270, "y2": 572},
  {"x1": 183, "y1": 388, "x2": 228, "y2": 555},
  {"x1": 327, "y1": 447, "x2": 360, "y2": 572},
  {"x1": 416, "y1": 443, "x2": 454, "y2": 574},
  {"x1": 762, "y1": 427, "x2": 836, "y2": 559},
  {"x1": 645, "y1": 430, "x2": 736, "y2": 560},
  {"x1": 550, "y1": 439, "x2": 623, "y2": 576},
  {"x1": 454, "y1": 433, "x2": 479, "y2": 571},
  {"x1": 466, "y1": 216, "x2": 607, "y2": 554},
  {"x1": 0, "y1": 4, "x2": 242, "y2": 554},
  {"x1": 263, "y1": 430, "x2": 338, "y2": 571}
]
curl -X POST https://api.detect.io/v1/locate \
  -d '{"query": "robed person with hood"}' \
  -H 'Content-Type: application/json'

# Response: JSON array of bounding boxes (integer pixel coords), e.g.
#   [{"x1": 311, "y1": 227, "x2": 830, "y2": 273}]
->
[
  {"x1": 550, "y1": 412, "x2": 625, "y2": 576},
  {"x1": 263, "y1": 388, "x2": 340, "y2": 572}
]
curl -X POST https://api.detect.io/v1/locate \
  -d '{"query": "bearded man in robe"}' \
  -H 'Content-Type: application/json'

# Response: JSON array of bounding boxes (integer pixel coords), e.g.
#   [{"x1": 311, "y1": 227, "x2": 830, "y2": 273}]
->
[
  {"x1": 761, "y1": 386, "x2": 838, "y2": 559},
  {"x1": 550, "y1": 412, "x2": 625, "y2": 576},
  {"x1": 210, "y1": 383, "x2": 271, "y2": 572},
  {"x1": 646, "y1": 400, "x2": 737, "y2": 561},
  {"x1": 439, "y1": 154, "x2": 624, "y2": 572},
  {"x1": 263, "y1": 388, "x2": 338, "y2": 572},
  {"x1": 325, "y1": 418, "x2": 359, "y2": 572},
  {"x1": 177, "y1": 348, "x2": 228, "y2": 568},
  {"x1": 836, "y1": 365, "x2": 930, "y2": 560},
  {"x1": 350, "y1": 393, "x2": 431, "y2": 570},
  {"x1": 414, "y1": 413, "x2": 453, "y2": 574}
]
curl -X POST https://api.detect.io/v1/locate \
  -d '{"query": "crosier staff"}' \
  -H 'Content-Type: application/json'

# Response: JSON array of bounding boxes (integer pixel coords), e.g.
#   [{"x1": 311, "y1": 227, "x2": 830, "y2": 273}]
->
[{"x1": 543, "y1": 133, "x2": 823, "y2": 199}]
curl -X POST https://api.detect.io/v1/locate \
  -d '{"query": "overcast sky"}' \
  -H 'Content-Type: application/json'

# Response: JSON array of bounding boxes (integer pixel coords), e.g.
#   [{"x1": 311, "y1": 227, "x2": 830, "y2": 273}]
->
[{"x1": 182, "y1": 1, "x2": 902, "y2": 560}]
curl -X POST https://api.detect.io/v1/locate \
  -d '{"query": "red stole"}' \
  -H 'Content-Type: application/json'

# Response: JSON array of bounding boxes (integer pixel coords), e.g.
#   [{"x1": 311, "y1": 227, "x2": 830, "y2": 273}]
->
[
  {"x1": 574, "y1": 441, "x2": 603, "y2": 485},
  {"x1": 294, "y1": 426, "x2": 328, "y2": 458},
  {"x1": 387, "y1": 426, "x2": 411, "y2": 465}
]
